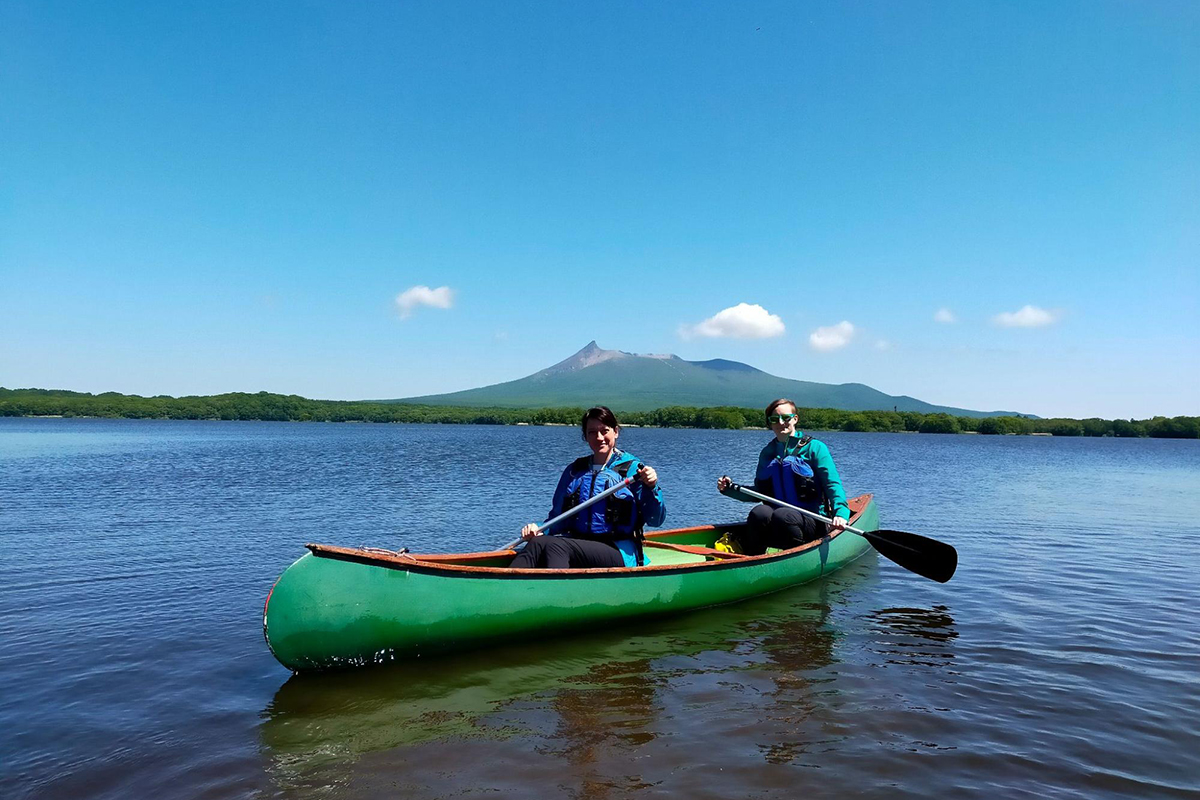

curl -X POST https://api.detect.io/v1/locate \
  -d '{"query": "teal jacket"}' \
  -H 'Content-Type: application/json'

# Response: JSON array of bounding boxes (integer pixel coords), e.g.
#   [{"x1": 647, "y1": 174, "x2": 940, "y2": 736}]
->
[{"x1": 723, "y1": 432, "x2": 851, "y2": 520}]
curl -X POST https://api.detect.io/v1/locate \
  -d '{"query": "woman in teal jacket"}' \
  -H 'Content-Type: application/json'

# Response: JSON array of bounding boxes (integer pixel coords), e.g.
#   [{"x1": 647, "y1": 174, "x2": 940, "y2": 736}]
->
[{"x1": 717, "y1": 398, "x2": 850, "y2": 555}]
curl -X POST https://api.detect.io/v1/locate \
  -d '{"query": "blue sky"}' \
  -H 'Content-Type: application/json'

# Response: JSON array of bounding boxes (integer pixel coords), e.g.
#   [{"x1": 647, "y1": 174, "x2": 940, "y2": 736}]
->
[{"x1": 2, "y1": 1, "x2": 1196, "y2": 419}]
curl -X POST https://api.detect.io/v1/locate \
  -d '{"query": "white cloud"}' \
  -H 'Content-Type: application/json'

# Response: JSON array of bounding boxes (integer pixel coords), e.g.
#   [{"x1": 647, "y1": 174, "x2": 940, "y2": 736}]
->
[
  {"x1": 934, "y1": 308, "x2": 956, "y2": 324},
  {"x1": 679, "y1": 303, "x2": 785, "y2": 340},
  {"x1": 809, "y1": 320, "x2": 855, "y2": 352},
  {"x1": 875, "y1": 339, "x2": 893, "y2": 351},
  {"x1": 993, "y1": 304, "x2": 1058, "y2": 328},
  {"x1": 395, "y1": 285, "x2": 454, "y2": 319}
]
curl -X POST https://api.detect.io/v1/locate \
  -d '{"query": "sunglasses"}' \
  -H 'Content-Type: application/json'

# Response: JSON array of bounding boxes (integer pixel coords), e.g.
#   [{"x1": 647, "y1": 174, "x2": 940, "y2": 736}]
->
[{"x1": 768, "y1": 413, "x2": 798, "y2": 424}]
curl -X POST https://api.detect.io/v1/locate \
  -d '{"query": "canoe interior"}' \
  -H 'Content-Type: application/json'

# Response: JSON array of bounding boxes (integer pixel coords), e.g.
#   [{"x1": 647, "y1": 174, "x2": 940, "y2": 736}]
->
[{"x1": 305, "y1": 494, "x2": 873, "y2": 571}]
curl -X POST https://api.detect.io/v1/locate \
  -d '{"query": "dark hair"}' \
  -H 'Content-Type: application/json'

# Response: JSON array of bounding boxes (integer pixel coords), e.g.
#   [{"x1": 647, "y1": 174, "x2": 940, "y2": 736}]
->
[
  {"x1": 764, "y1": 398, "x2": 797, "y2": 421},
  {"x1": 581, "y1": 405, "x2": 620, "y2": 435}
]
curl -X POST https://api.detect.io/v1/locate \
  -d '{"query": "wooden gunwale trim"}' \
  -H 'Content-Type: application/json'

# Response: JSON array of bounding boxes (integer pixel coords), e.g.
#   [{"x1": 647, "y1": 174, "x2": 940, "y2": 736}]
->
[
  {"x1": 305, "y1": 494, "x2": 874, "y2": 580},
  {"x1": 643, "y1": 541, "x2": 748, "y2": 559}
]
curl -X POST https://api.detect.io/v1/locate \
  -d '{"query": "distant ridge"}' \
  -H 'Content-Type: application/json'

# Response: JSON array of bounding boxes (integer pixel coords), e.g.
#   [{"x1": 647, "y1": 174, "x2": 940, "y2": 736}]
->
[{"x1": 394, "y1": 342, "x2": 1024, "y2": 418}]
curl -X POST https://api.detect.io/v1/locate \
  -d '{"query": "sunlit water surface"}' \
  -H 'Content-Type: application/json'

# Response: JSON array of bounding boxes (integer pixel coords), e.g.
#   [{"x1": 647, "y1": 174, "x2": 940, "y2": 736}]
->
[{"x1": 2, "y1": 419, "x2": 1198, "y2": 798}]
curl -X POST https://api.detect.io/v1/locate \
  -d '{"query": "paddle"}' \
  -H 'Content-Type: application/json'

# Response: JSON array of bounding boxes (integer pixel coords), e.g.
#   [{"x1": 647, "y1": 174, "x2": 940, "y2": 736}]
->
[
  {"x1": 726, "y1": 483, "x2": 958, "y2": 583},
  {"x1": 500, "y1": 475, "x2": 637, "y2": 551}
]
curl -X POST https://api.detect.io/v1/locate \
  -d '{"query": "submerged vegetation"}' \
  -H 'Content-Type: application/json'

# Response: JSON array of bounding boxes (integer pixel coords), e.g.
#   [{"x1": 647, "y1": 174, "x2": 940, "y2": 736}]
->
[{"x1": 1, "y1": 388, "x2": 1196, "y2": 438}]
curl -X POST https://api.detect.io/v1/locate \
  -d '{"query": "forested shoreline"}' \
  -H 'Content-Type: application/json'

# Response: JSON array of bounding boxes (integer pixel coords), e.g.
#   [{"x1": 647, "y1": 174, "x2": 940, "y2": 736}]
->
[{"x1": 1, "y1": 387, "x2": 1196, "y2": 438}]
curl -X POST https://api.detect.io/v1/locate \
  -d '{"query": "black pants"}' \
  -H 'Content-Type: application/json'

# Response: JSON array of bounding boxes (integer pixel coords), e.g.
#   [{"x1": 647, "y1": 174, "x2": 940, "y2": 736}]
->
[
  {"x1": 740, "y1": 504, "x2": 827, "y2": 556},
  {"x1": 509, "y1": 536, "x2": 626, "y2": 569}
]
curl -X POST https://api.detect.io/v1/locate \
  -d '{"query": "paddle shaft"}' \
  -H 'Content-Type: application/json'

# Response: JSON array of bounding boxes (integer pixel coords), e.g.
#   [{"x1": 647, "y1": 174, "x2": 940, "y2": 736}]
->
[
  {"x1": 501, "y1": 475, "x2": 636, "y2": 550},
  {"x1": 731, "y1": 484, "x2": 863, "y2": 534}
]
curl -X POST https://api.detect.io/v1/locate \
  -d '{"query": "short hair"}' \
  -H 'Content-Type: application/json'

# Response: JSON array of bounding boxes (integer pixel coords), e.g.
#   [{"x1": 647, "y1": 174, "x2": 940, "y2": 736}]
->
[
  {"x1": 764, "y1": 398, "x2": 797, "y2": 421},
  {"x1": 581, "y1": 405, "x2": 620, "y2": 435}
]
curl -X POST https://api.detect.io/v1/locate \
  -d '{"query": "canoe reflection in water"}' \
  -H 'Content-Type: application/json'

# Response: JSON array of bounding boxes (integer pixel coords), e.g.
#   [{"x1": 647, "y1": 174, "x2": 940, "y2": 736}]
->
[
  {"x1": 259, "y1": 569, "x2": 883, "y2": 796},
  {"x1": 743, "y1": 595, "x2": 839, "y2": 766}
]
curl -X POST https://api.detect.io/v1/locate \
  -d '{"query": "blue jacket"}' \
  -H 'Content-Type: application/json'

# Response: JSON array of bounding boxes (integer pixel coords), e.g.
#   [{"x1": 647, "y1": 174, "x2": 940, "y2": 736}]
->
[{"x1": 544, "y1": 449, "x2": 666, "y2": 566}]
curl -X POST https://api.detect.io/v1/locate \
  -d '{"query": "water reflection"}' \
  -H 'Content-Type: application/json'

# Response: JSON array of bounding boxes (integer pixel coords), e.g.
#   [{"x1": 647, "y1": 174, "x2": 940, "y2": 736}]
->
[
  {"x1": 261, "y1": 622, "x2": 683, "y2": 792},
  {"x1": 539, "y1": 657, "x2": 662, "y2": 800},
  {"x1": 259, "y1": 574, "x2": 865, "y2": 794},
  {"x1": 741, "y1": 583, "x2": 840, "y2": 766},
  {"x1": 256, "y1": 563, "x2": 976, "y2": 799}
]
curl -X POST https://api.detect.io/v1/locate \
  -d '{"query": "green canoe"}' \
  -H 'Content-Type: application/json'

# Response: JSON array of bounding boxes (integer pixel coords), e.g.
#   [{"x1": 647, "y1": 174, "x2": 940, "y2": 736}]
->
[{"x1": 263, "y1": 494, "x2": 879, "y2": 672}]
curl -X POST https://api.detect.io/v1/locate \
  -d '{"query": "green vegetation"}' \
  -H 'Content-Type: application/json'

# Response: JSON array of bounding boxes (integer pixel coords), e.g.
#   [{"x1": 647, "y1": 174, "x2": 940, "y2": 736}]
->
[
  {"x1": 918, "y1": 413, "x2": 961, "y2": 434},
  {"x1": 2, "y1": 387, "x2": 1197, "y2": 438}
]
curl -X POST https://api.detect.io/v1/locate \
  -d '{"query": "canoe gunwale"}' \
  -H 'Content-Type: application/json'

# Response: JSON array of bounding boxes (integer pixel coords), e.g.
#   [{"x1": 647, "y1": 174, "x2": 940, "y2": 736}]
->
[{"x1": 303, "y1": 494, "x2": 875, "y2": 581}]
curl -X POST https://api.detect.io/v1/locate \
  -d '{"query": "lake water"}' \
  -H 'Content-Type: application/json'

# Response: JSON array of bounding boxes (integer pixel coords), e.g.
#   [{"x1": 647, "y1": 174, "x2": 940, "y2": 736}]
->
[{"x1": 2, "y1": 418, "x2": 1198, "y2": 799}]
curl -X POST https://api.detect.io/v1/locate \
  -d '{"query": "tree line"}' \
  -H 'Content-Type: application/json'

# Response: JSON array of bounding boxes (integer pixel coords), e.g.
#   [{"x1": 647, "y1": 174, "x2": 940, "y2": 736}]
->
[{"x1": 1, "y1": 388, "x2": 1196, "y2": 439}]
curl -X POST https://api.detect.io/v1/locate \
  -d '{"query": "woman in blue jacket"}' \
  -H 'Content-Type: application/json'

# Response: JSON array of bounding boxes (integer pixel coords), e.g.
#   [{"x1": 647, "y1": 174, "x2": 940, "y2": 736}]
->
[
  {"x1": 717, "y1": 398, "x2": 850, "y2": 555},
  {"x1": 513, "y1": 406, "x2": 665, "y2": 569}
]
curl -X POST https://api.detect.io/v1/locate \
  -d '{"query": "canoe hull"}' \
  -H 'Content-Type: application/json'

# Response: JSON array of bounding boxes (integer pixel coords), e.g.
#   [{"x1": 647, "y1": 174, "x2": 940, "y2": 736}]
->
[{"x1": 264, "y1": 496, "x2": 878, "y2": 671}]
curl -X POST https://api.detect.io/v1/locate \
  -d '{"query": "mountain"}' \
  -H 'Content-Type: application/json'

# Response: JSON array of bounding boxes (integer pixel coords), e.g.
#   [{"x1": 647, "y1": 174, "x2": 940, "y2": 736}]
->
[{"x1": 392, "y1": 341, "x2": 1024, "y2": 417}]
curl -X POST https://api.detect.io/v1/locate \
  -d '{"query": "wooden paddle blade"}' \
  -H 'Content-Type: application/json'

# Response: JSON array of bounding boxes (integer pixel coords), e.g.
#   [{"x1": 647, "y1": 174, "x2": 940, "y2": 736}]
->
[{"x1": 860, "y1": 529, "x2": 958, "y2": 583}]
